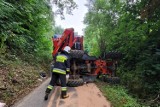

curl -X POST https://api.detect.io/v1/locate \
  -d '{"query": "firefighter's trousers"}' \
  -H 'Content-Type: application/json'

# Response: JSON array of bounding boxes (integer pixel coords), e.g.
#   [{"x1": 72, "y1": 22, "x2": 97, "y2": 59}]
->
[{"x1": 45, "y1": 72, "x2": 67, "y2": 97}]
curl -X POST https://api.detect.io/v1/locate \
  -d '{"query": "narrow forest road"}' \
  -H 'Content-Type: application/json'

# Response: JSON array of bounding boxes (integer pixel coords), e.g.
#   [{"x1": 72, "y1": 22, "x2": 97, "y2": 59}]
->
[{"x1": 12, "y1": 78, "x2": 111, "y2": 107}]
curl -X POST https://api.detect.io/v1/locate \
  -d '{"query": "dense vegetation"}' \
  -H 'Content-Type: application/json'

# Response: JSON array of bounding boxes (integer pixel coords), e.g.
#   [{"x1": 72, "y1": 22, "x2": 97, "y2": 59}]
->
[
  {"x1": 0, "y1": 0, "x2": 76, "y2": 105},
  {"x1": 84, "y1": 0, "x2": 160, "y2": 106},
  {"x1": 0, "y1": 0, "x2": 77, "y2": 64},
  {"x1": 0, "y1": 0, "x2": 54, "y2": 65}
]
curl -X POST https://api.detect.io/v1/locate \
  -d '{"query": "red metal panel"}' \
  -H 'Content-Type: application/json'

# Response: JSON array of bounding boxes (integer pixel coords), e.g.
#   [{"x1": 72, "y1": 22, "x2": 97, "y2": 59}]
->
[{"x1": 52, "y1": 28, "x2": 75, "y2": 56}]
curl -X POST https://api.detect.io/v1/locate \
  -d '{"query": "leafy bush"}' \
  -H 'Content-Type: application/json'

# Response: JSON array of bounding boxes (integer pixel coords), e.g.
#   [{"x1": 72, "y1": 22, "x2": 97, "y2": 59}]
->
[{"x1": 97, "y1": 82, "x2": 141, "y2": 107}]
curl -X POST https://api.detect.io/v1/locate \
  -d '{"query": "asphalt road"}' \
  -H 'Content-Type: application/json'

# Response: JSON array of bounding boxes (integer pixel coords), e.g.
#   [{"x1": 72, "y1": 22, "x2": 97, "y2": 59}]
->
[
  {"x1": 12, "y1": 78, "x2": 51, "y2": 107},
  {"x1": 12, "y1": 78, "x2": 111, "y2": 107},
  {"x1": 12, "y1": 78, "x2": 81, "y2": 107}
]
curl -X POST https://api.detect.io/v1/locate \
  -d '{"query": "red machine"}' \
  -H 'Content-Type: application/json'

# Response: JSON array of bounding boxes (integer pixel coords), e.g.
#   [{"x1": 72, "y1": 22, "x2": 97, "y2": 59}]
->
[
  {"x1": 52, "y1": 28, "x2": 83, "y2": 56},
  {"x1": 52, "y1": 28, "x2": 121, "y2": 86}
]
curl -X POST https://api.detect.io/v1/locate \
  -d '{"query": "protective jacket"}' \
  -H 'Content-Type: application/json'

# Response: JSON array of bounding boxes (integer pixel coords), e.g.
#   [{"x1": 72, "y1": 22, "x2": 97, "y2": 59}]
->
[{"x1": 53, "y1": 51, "x2": 70, "y2": 74}]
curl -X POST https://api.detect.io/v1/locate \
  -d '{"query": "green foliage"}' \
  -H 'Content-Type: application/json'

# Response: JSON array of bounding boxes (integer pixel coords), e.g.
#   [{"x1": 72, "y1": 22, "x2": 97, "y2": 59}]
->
[
  {"x1": 0, "y1": 0, "x2": 77, "y2": 65},
  {"x1": 0, "y1": 1, "x2": 15, "y2": 52},
  {"x1": 97, "y1": 82, "x2": 141, "y2": 107},
  {"x1": 84, "y1": 0, "x2": 122, "y2": 57},
  {"x1": 84, "y1": 0, "x2": 160, "y2": 106},
  {"x1": 0, "y1": 0, "x2": 54, "y2": 64}
]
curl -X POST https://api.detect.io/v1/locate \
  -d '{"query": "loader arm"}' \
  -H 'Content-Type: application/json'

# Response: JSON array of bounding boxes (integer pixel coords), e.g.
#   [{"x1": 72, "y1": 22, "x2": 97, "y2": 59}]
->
[
  {"x1": 51, "y1": 28, "x2": 121, "y2": 86},
  {"x1": 52, "y1": 28, "x2": 77, "y2": 56}
]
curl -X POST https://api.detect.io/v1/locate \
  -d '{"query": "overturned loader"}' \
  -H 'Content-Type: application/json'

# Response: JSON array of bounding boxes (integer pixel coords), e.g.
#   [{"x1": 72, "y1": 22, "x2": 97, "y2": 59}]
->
[{"x1": 52, "y1": 28, "x2": 122, "y2": 87}]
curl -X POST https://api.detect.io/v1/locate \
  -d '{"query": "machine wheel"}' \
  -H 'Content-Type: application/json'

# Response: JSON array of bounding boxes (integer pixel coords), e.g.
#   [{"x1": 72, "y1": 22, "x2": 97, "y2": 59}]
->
[
  {"x1": 70, "y1": 50, "x2": 84, "y2": 58},
  {"x1": 67, "y1": 78, "x2": 84, "y2": 87},
  {"x1": 98, "y1": 75, "x2": 106, "y2": 81},
  {"x1": 104, "y1": 77, "x2": 120, "y2": 84}
]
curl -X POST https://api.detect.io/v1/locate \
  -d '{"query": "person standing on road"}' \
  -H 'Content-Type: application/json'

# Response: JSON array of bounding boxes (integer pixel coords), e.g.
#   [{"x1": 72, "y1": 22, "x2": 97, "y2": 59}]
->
[{"x1": 44, "y1": 46, "x2": 71, "y2": 100}]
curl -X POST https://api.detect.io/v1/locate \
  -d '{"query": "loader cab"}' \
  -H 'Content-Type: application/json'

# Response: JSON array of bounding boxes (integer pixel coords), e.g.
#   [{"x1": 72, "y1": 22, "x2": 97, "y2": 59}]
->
[{"x1": 72, "y1": 35, "x2": 83, "y2": 50}]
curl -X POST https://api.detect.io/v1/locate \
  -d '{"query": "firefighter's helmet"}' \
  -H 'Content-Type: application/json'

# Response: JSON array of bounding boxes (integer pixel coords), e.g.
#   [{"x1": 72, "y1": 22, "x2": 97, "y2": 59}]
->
[{"x1": 63, "y1": 46, "x2": 71, "y2": 53}]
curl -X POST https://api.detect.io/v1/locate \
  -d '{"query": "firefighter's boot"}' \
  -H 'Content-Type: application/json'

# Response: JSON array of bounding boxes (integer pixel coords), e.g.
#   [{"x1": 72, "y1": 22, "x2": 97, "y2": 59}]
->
[
  {"x1": 61, "y1": 91, "x2": 69, "y2": 99},
  {"x1": 44, "y1": 93, "x2": 49, "y2": 101},
  {"x1": 44, "y1": 88, "x2": 51, "y2": 101}
]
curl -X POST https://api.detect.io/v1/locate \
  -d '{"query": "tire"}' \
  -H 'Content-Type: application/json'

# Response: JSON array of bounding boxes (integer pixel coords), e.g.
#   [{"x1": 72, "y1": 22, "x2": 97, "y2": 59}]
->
[
  {"x1": 67, "y1": 78, "x2": 84, "y2": 87},
  {"x1": 104, "y1": 77, "x2": 120, "y2": 84},
  {"x1": 70, "y1": 50, "x2": 84, "y2": 58},
  {"x1": 98, "y1": 75, "x2": 106, "y2": 82}
]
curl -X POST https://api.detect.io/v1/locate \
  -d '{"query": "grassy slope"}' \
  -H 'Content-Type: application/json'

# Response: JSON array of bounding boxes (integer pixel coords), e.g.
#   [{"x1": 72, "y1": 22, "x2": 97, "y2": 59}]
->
[
  {"x1": 0, "y1": 54, "x2": 47, "y2": 106},
  {"x1": 96, "y1": 81, "x2": 142, "y2": 107}
]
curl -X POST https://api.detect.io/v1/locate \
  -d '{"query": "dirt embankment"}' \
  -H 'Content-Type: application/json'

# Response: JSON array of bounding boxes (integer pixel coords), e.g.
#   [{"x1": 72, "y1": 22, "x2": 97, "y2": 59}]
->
[{"x1": 0, "y1": 55, "x2": 46, "y2": 106}]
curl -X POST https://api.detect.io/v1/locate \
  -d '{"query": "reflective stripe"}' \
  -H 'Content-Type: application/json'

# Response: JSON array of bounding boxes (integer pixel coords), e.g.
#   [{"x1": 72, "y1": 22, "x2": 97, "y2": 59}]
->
[
  {"x1": 61, "y1": 87, "x2": 67, "y2": 91},
  {"x1": 53, "y1": 68, "x2": 66, "y2": 74},
  {"x1": 56, "y1": 55, "x2": 67, "y2": 62},
  {"x1": 60, "y1": 55, "x2": 67, "y2": 59},
  {"x1": 47, "y1": 85, "x2": 53, "y2": 89},
  {"x1": 66, "y1": 68, "x2": 70, "y2": 72}
]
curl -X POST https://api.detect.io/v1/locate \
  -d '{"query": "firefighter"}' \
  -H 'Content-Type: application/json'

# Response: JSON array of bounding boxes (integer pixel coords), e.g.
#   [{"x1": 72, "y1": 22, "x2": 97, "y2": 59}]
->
[{"x1": 44, "y1": 46, "x2": 71, "y2": 100}]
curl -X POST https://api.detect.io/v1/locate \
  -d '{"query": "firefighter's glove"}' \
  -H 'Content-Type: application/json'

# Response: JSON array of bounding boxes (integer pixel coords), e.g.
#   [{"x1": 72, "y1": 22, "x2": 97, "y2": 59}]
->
[
  {"x1": 66, "y1": 74, "x2": 69, "y2": 83},
  {"x1": 66, "y1": 74, "x2": 69, "y2": 79}
]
